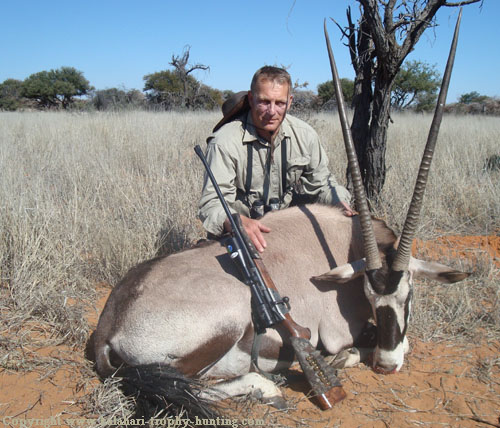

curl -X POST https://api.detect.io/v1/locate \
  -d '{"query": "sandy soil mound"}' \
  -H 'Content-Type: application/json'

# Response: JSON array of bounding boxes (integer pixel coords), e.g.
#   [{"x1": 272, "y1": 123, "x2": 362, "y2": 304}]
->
[{"x1": 414, "y1": 235, "x2": 500, "y2": 268}]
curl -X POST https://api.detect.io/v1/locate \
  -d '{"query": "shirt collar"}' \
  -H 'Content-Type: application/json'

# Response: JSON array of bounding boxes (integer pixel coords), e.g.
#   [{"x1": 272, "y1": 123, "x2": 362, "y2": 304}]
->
[{"x1": 242, "y1": 111, "x2": 291, "y2": 146}]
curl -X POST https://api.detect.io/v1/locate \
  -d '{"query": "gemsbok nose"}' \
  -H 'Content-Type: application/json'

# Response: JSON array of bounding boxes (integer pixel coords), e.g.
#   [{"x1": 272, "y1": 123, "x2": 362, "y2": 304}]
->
[{"x1": 373, "y1": 362, "x2": 398, "y2": 375}]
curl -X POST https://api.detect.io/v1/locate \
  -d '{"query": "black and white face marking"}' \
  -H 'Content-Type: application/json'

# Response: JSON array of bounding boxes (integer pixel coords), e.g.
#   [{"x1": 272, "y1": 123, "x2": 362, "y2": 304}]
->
[{"x1": 364, "y1": 270, "x2": 413, "y2": 373}]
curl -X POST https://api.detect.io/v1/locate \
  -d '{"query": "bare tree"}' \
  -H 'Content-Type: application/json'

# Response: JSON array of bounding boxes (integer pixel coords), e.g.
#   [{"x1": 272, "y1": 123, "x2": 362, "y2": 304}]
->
[
  {"x1": 170, "y1": 46, "x2": 210, "y2": 108},
  {"x1": 336, "y1": 0, "x2": 482, "y2": 200}
]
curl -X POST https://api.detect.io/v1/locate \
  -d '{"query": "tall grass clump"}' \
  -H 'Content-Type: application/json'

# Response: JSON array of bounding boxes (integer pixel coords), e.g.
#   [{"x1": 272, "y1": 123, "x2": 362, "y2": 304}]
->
[{"x1": 0, "y1": 110, "x2": 218, "y2": 346}]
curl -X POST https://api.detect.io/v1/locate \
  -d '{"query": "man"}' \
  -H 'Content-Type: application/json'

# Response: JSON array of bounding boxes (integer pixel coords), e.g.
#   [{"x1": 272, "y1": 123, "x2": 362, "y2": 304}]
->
[{"x1": 198, "y1": 66, "x2": 353, "y2": 252}]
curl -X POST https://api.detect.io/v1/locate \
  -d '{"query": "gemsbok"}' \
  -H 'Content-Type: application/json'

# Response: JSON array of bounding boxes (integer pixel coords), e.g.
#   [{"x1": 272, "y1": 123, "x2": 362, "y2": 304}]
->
[{"x1": 91, "y1": 13, "x2": 468, "y2": 420}]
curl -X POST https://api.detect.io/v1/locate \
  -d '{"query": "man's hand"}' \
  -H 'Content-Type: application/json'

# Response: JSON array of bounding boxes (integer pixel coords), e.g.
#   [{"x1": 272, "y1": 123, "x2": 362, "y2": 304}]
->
[
  {"x1": 339, "y1": 201, "x2": 356, "y2": 217},
  {"x1": 224, "y1": 215, "x2": 271, "y2": 253}
]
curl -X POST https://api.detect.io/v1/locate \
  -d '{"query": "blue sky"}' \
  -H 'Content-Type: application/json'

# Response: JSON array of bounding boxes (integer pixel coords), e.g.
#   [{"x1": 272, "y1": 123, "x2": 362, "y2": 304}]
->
[{"x1": 1, "y1": 1, "x2": 496, "y2": 102}]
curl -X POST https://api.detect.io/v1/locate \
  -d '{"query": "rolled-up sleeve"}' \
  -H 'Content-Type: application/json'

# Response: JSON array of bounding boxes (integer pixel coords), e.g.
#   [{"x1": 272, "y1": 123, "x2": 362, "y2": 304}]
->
[
  {"x1": 198, "y1": 140, "x2": 249, "y2": 236},
  {"x1": 298, "y1": 131, "x2": 351, "y2": 206}
]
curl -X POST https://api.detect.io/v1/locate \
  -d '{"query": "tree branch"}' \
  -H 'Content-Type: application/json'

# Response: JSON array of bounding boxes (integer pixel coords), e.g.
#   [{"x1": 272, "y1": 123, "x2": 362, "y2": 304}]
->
[
  {"x1": 384, "y1": 0, "x2": 397, "y2": 34},
  {"x1": 358, "y1": 0, "x2": 391, "y2": 59},
  {"x1": 345, "y1": 7, "x2": 360, "y2": 74},
  {"x1": 444, "y1": 0, "x2": 481, "y2": 6},
  {"x1": 330, "y1": 16, "x2": 350, "y2": 40},
  {"x1": 402, "y1": 92, "x2": 417, "y2": 109},
  {"x1": 186, "y1": 64, "x2": 210, "y2": 75},
  {"x1": 399, "y1": 0, "x2": 442, "y2": 62}
]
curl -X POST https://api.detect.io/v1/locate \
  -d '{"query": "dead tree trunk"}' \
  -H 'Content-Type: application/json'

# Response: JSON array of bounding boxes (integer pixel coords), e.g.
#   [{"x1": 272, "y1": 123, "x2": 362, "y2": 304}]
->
[
  {"x1": 343, "y1": 0, "x2": 481, "y2": 201},
  {"x1": 365, "y1": 75, "x2": 394, "y2": 199},
  {"x1": 170, "y1": 46, "x2": 209, "y2": 109},
  {"x1": 347, "y1": 7, "x2": 374, "y2": 196}
]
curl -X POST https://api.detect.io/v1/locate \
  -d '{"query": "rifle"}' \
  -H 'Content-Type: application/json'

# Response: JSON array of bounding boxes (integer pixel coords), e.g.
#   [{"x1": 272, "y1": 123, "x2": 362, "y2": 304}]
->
[{"x1": 194, "y1": 145, "x2": 346, "y2": 410}]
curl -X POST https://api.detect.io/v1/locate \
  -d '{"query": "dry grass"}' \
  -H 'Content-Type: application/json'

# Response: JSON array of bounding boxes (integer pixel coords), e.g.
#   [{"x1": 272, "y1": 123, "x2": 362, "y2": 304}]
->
[
  {"x1": 0, "y1": 111, "x2": 216, "y2": 347},
  {"x1": 311, "y1": 111, "x2": 500, "y2": 236},
  {"x1": 0, "y1": 110, "x2": 499, "y2": 424}
]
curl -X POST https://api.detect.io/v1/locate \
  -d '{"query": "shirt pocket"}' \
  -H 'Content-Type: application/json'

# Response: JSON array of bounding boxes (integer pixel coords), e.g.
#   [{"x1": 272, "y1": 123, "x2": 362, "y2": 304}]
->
[{"x1": 287, "y1": 156, "x2": 310, "y2": 185}]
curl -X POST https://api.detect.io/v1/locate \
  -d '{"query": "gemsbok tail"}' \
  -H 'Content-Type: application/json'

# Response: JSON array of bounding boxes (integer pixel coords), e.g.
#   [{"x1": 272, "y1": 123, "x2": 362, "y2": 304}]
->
[{"x1": 114, "y1": 364, "x2": 221, "y2": 425}]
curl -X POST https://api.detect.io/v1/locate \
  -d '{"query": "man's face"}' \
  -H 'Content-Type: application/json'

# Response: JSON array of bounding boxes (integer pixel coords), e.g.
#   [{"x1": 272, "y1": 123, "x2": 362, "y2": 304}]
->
[{"x1": 248, "y1": 79, "x2": 292, "y2": 138}]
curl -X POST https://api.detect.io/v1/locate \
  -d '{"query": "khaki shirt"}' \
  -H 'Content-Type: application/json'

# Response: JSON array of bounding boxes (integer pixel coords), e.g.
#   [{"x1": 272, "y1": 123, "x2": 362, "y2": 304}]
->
[{"x1": 198, "y1": 111, "x2": 351, "y2": 236}]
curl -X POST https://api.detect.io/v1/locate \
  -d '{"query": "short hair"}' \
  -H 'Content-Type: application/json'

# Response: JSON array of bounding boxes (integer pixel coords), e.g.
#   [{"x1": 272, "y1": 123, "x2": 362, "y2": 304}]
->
[{"x1": 250, "y1": 66, "x2": 292, "y2": 94}]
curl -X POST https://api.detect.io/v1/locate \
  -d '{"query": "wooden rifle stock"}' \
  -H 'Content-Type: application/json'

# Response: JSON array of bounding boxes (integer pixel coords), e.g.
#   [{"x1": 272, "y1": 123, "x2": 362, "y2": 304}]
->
[
  {"x1": 253, "y1": 257, "x2": 346, "y2": 410},
  {"x1": 254, "y1": 258, "x2": 311, "y2": 340}
]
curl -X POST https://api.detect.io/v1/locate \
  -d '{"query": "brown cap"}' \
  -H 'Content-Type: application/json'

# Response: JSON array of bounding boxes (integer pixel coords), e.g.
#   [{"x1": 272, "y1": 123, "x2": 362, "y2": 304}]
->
[{"x1": 213, "y1": 91, "x2": 250, "y2": 132}]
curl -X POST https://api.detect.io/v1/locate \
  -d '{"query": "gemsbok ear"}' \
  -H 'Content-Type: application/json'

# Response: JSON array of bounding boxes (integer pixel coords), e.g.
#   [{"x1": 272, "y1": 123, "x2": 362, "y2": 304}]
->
[
  {"x1": 409, "y1": 258, "x2": 471, "y2": 284},
  {"x1": 312, "y1": 259, "x2": 366, "y2": 283}
]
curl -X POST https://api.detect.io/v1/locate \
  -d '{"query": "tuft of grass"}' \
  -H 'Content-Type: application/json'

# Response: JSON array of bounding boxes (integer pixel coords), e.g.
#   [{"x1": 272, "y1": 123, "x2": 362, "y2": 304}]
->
[
  {"x1": 469, "y1": 356, "x2": 500, "y2": 385},
  {"x1": 410, "y1": 266, "x2": 500, "y2": 342},
  {"x1": 78, "y1": 376, "x2": 135, "y2": 426}
]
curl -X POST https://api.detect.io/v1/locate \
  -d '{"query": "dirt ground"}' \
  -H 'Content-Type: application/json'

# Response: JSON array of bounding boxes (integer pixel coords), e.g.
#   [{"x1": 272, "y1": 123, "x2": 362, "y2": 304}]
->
[{"x1": 0, "y1": 236, "x2": 499, "y2": 428}]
